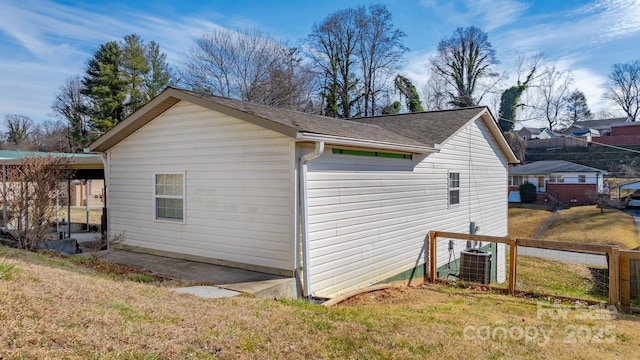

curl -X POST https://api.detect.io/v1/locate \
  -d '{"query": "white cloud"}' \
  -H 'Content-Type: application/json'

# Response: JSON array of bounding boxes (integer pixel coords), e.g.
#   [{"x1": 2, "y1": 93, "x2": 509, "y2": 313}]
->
[
  {"x1": 0, "y1": 0, "x2": 226, "y2": 123},
  {"x1": 464, "y1": 0, "x2": 529, "y2": 31}
]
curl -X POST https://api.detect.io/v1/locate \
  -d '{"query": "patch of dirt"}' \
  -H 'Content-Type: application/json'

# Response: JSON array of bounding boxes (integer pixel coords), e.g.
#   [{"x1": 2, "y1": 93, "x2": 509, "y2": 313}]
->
[{"x1": 341, "y1": 286, "x2": 411, "y2": 306}]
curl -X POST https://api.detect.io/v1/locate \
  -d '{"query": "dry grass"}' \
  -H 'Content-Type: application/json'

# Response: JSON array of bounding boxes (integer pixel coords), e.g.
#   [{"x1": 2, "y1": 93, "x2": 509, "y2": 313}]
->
[
  {"x1": 515, "y1": 256, "x2": 608, "y2": 302},
  {"x1": 542, "y1": 206, "x2": 640, "y2": 249},
  {"x1": 508, "y1": 205, "x2": 554, "y2": 238},
  {"x1": 68, "y1": 207, "x2": 102, "y2": 225},
  {"x1": 1, "y1": 246, "x2": 640, "y2": 359}
]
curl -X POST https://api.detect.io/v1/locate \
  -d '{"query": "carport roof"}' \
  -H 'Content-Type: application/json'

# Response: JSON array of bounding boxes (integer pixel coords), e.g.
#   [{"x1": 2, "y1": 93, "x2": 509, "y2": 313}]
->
[
  {"x1": 619, "y1": 181, "x2": 640, "y2": 190},
  {"x1": 0, "y1": 150, "x2": 102, "y2": 169}
]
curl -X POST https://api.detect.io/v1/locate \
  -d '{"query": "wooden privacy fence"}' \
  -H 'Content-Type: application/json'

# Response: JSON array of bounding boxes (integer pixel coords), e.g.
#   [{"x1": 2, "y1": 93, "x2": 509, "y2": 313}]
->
[{"x1": 428, "y1": 231, "x2": 621, "y2": 306}]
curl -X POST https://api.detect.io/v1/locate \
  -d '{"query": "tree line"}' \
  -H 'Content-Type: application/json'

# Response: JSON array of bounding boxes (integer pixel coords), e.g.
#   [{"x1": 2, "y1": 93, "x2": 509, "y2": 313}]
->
[{"x1": 3, "y1": 3, "x2": 640, "y2": 153}]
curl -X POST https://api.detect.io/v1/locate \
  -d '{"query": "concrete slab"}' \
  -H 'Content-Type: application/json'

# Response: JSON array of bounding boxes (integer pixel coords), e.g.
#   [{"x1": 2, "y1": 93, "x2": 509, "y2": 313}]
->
[
  {"x1": 221, "y1": 278, "x2": 297, "y2": 299},
  {"x1": 78, "y1": 249, "x2": 296, "y2": 299},
  {"x1": 172, "y1": 286, "x2": 240, "y2": 299}
]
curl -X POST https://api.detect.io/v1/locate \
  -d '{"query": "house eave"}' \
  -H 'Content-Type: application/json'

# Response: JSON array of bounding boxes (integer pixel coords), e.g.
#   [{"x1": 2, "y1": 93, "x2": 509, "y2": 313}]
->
[
  {"x1": 296, "y1": 133, "x2": 436, "y2": 154},
  {"x1": 477, "y1": 110, "x2": 520, "y2": 164}
]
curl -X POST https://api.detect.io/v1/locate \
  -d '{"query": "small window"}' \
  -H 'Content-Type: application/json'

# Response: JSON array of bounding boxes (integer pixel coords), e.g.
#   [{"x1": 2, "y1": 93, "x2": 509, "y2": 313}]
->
[
  {"x1": 509, "y1": 175, "x2": 523, "y2": 186},
  {"x1": 154, "y1": 173, "x2": 185, "y2": 221},
  {"x1": 549, "y1": 175, "x2": 564, "y2": 183},
  {"x1": 448, "y1": 172, "x2": 460, "y2": 206},
  {"x1": 578, "y1": 175, "x2": 586, "y2": 183}
]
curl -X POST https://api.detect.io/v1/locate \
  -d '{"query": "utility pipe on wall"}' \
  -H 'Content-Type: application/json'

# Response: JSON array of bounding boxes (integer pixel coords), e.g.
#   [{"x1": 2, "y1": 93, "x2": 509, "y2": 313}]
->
[{"x1": 298, "y1": 141, "x2": 324, "y2": 298}]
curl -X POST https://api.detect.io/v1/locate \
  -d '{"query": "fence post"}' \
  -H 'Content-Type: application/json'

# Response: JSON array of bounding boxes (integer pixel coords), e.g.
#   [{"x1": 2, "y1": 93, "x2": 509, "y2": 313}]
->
[
  {"x1": 620, "y1": 255, "x2": 630, "y2": 309},
  {"x1": 429, "y1": 231, "x2": 437, "y2": 283},
  {"x1": 509, "y1": 238, "x2": 517, "y2": 294},
  {"x1": 609, "y1": 247, "x2": 619, "y2": 307}
]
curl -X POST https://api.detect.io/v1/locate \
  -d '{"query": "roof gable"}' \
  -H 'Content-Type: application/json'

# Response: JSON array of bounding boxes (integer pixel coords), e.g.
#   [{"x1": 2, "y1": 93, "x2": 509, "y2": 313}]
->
[{"x1": 349, "y1": 106, "x2": 518, "y2": 163}]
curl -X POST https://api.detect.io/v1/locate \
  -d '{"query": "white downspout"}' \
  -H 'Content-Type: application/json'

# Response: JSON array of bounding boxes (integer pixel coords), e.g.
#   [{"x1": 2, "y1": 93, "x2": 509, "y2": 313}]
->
[{"x1": 299, "y1": 141, "x2": 324, "y2": 298}]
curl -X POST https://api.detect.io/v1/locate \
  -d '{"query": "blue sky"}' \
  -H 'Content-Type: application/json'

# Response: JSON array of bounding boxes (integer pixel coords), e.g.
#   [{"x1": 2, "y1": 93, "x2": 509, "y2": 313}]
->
[{"x1": 1, "y1": 0, "x2": 640, "y2": 127}]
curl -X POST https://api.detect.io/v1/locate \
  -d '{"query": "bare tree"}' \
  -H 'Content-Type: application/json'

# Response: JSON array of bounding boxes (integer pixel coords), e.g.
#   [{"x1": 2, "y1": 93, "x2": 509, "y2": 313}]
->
[
  {"x1": 421, "y1": 70, "x2": 449, "y2": 111},
  {"x1": 180, "y1": 28, "x2": 315, "y2": 112},
  {"x1": 31, "y1": 120, "x2": 71, "y2": 152},
  {"x1": 430, "y1": 26, "x2": 500, "y2": 107},
  {"x1": 306, "y1": 4, "x2": 407, "y2": 118},
  {"x1": 4, "y1": 115, "x2": 34, "y2": 150},
  {"x1": 306, "y1": 8, "x2": 360, "y2": 117},
  {"x1": 603, "y1": 60, "x2": 640, "y2": 121},
  {"x1": 2, "y1": 154, "x2": 73, "y2": 250},
  {"x1": 536, "y1": 65, "x2": 574, "y2": 131},
  {"x1": 355, "y1": 4, "x2": 407, "y2": 116},
  {"x1": 52, "y1": 76, "x2": 92, "y2": 151}
]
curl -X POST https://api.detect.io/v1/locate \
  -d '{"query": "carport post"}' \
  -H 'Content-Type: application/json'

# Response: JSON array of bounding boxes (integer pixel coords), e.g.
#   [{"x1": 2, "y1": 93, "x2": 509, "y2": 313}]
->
[
  {"x1": 67, "y1": 179, "x2": 71, "y2": 238},
  {"x1": 2, "y1": 164, "x2": 6, "y2": 228}
]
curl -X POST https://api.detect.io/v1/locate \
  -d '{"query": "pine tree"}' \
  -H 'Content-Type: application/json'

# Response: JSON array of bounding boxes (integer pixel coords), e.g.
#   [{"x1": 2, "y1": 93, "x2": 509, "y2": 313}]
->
[
  {"x1": 81, "y1": 41, "x2": 127, "y2": 133},
  {"x1": 564, "y1": 90, "x2": 593, "y2": 123},
  {"x1": 120, "y1": 34, "x2": 150, "y2": 116},
  {"x1": 145, "y1": 41, "x2": 172, "y2": 100},
  {"x1": 79, "y1": 35, "x2": 172, "y2": 133}
]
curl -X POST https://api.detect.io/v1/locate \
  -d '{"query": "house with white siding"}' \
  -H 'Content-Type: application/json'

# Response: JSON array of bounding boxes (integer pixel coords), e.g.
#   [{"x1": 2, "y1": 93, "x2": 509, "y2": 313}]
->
[
  {"x1": 89, "y1": 87, "x2": 518, "y2": 299},
  {"x1": 508, "y1": 160, "x2": 607, "y2": 205}
]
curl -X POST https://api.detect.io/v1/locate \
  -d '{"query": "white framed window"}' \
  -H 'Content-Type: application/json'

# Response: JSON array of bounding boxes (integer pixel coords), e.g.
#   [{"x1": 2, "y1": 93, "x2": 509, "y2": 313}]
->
[
  {"x1": 509, "y1": 175, "x2": 523, "y2": 186},
  {"x1": 154, "y1": 172, "x2": 185, "y2": 222},
  {"x1": 578, "y1": 175, "x2": 586, "y2": 183},
  {"x1": 549, "y1": 175, "x2": 564, "y2": 183},
  {"x1": 448, "y1": 172, "x2": 460, "y2": 206}
]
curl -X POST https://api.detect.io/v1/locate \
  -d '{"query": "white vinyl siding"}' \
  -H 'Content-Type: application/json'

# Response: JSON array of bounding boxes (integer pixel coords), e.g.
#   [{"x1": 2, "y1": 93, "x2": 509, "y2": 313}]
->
[
  {"x1": 306, "y1": 117, "x2": 509, "y2": 298},
  {"x1": 107, "y1": 101, "x2": 295, "y2": 272}
]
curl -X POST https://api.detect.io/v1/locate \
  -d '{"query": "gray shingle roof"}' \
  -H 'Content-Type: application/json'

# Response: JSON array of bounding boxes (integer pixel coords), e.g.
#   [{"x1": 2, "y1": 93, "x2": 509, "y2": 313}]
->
[
  {"x1": 348, "y1": 107, "x2": 487, "y2": 147},
  {"x1": 90, "y1": 87, "x2": 517, "y2": 164},
  {"x1": 509, "y1": 160, "x2": 606, "y2": 175},
  {"x1": 182, "y1": 89, "x2": 427, "y2": 147},
  {"x1": 573, "y1": 117, "x2": 629, "y2": 130}
]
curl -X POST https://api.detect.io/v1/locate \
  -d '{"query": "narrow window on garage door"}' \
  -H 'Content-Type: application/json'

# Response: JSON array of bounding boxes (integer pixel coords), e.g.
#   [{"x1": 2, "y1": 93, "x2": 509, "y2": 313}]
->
[{"x1": 154, "y1": 172, "x2": 185, "y2": 222}]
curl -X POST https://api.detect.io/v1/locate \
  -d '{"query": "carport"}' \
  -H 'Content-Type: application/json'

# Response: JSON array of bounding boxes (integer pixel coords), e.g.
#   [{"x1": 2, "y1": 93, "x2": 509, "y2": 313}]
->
[
  {"x1": 618, "y1": 180, "x2": 640, "y2": 199},
  {"x1": 0, "y1": 150, "x2": 105, "y2": 238}
]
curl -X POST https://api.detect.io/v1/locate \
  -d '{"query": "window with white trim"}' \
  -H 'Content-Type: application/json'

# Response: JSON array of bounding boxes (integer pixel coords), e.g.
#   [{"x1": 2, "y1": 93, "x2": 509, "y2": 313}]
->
[
  {"x1": 578, "y1": 175, "x2": 586, "y2": 183},
  {"x1": 448, "y1": 172, "x2": 460, "y2": 206},
  {"x1": 509, "y1": 175, "x2": 523, "y2": 186},
  {"x1": 549, "y1": 175, "x2": 564, "y2": 183},
  {"x1": 154, "y1": 173, "x2": 185, "y2": 221}
]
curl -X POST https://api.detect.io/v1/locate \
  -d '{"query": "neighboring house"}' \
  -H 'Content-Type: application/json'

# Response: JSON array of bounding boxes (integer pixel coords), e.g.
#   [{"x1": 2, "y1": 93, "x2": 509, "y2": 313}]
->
[
  {"x1": 565, "y1": 127, "x2": 599, "y2": 143},
  {"x1": 537, "y1": 128, "x2": 561, "y2": 140},
  {"x1": 610, "y1": 123, "x2": 640, "y2": 136},
  {"x1": 89, "y1": 87, "x2": 519, "y2": 299},
  {"x1": 508, "y1": 160, "x2": 607, "y2": 205},
  {"x1": 517, "y1": 127, "x2": 560, "y2": 140},
  {"x1": 563, "y1": 117, "x2": 630, "y2": 137},
  {"x1": 70, "y1": 179, "x2": 105, "y2": 207},
  {"x1": 517, "y1": 127, "x2": 541, "y2": 140}
]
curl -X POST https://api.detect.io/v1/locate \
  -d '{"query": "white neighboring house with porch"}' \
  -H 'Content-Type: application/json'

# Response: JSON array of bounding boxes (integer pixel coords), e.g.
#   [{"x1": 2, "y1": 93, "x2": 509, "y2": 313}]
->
[
  {"x1": 89, "y1": 87, "x2": 518, "y2": 299},
  {"x1": 508, "y1": 160, "x2": 607, "y2": 205}
]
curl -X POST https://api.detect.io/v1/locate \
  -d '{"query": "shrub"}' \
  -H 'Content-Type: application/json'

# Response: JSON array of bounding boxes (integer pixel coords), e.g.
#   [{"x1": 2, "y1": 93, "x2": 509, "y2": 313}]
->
[{"x1": 519, "y1": 182, "x2": 537, "y2": 203}]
